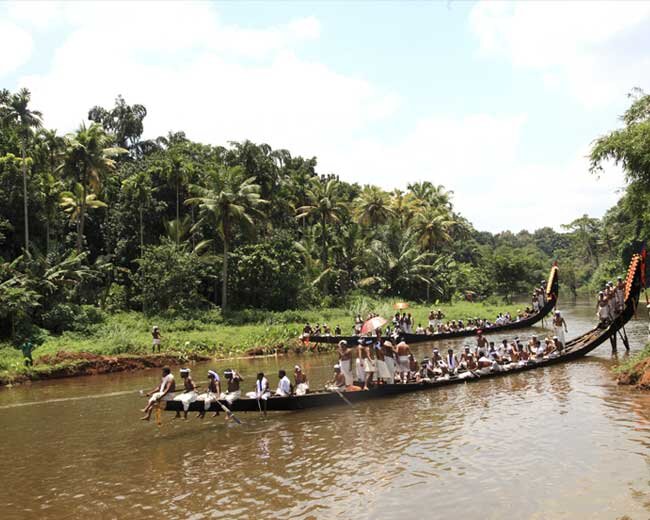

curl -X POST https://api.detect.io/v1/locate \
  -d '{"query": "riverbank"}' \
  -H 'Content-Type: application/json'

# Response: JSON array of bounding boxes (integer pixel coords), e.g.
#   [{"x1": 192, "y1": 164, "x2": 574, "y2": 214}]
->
[
  {"x1": 0, "y1": 299, "x2": 523, "y2": 385},
  {"x1": 616, "y1": 343, "x2": 650, "y2": 389}
]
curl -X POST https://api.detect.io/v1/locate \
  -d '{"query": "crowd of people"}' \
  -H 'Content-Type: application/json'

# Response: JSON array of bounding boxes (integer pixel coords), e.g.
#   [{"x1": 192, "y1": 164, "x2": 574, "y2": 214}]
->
[
  {"x1": 596, "y1": 277, "x2": 627, "y2": 325},
  {"x1": 300, "y1": 281, "x2": 550, "y2": 342}
]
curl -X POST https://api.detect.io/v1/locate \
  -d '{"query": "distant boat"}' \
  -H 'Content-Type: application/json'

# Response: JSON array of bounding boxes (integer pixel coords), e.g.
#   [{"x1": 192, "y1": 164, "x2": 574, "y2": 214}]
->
[{"x1": 307, "y1": 263, "x2": 560, "y2": 345}]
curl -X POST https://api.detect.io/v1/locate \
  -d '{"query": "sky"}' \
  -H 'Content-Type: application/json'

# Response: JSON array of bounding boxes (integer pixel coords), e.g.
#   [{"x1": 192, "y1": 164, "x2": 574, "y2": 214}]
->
[{"x1": 1, "y1": 0, "x2": 649, "y2": 233}]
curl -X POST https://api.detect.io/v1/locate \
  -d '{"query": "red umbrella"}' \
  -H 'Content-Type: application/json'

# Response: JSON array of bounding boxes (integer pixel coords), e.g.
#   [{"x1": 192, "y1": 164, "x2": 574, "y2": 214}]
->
[{"x1": 361, "y1": 316, "x2": 387, "y2": 334}]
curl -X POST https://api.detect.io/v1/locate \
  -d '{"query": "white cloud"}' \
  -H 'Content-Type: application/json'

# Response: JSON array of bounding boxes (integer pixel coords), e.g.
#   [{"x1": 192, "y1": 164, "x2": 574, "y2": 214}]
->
[
  {"x1": 0, "y1": 21, "x2": 33, "y2": 77},
  {"x1": 3, "y1": 1, "x2": 626, "y2": 232},
  {"x1": 470, "y1": 1, "x2": 650, "y2": 106},
  {"x1": 326, "y1": 114, "x2": 625, "y2": 232}
]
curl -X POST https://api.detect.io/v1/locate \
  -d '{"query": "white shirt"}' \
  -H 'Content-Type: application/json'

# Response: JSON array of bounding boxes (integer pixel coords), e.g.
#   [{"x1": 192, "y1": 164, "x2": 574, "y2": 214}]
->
[
  {"x1": 276, "y1": 376, "x2": 291, "y2": 396},
  {"x1": 256, "y1": 377, "x2": 269, "y2": 397},
  {"x1": 159, "y1": 373, "x2": 174, "y2": 392}
]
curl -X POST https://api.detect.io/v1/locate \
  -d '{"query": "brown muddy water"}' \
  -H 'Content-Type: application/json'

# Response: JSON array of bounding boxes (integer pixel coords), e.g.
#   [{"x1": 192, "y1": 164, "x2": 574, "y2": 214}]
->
[{"x1": 1, "y1": 300, "x2": 649, "y2": 519}]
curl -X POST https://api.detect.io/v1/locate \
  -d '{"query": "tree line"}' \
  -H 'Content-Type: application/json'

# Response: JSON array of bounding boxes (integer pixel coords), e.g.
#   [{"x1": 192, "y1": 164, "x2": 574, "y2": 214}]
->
[{"x1": 1, "y1": 88, "x2": 647, "y2": 340}]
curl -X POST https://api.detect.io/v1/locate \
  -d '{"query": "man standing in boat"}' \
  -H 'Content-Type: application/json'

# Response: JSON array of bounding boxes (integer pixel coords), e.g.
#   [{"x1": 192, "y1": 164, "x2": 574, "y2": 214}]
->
[
  {"x1": 338, "y1": 340, "x2": 354, "y2": 386},
  {"x1": 396, "y1": 341, "x2": 412, "y2": 383},
  {"x1": 141, "y1": 366, "x2": 176, "y2": 420},
  {"x1": 552, "y1": 311, "x2": 568, "y2": 347}
]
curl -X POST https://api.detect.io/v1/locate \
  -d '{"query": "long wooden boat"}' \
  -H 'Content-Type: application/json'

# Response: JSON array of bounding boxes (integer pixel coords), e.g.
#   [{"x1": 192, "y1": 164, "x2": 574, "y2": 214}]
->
[
  {"x1": 165, "y1": 255, "x2": 644, "y2": 415},
  {"x1": 307, "y1": 263, "x2": 560, "y2": 345}
]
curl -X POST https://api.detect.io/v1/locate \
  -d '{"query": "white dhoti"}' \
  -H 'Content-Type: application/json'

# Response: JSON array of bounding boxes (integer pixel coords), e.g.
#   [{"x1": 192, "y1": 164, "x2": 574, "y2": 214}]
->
[
  {"x1": 174, "y1": 390, "x2": 198, "y2": 411},
  {"x1": 384, "y1": 357, "x2": 396, "y2": 384},
  {"x1": 356, "y1": 358, "x2": 365, "y2": 382},
  {"x1": 196, "y1": 392, "x2": 217, "y2": 411},
  {"x1": 148, "y1": 391, "x2": 175, "y2": 405},
  {"x1": 220, "y1": 390, "x2": 241, "y2": 404},
  {"x1": 376, "y1": 359, "x2": 391, "y2": 380},
  {"x1": 554, "y1": 326, "x2": 565, "y2": 346},
  {"x1": 296, "y1": 383, "x2": 309, "y2": 396},
  {"x1": 398, "y1": 356, "x2": 409, "y2": 373},
  {"x1": 363, "y1": 358, "x2": 376, "y2": 373},
  {"x1": 340, "y1": 360, "x2": 354, "y2": 386}
]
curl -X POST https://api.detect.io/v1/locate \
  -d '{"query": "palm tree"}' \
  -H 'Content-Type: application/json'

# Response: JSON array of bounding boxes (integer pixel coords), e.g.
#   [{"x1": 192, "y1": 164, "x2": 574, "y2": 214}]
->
[
  {"x1": 35, "y1": 129, "x2": 65, "y2": 253},
  {"x1": 296, "y1": 178, "x2": 348, "y2": 268},
  {"x1": 59, "y1": 183, "x2": 108, "y2": 243},
  {"x1": 408, "y1": 181, "x2": 453, "y2": 209},
  {"x1": 412, "y1": 206, "x2": 454, "y2": 252},
  {"x1": 186, "y1": 166, "x2": 267, "y2": 312},
  {"x1": 359, "y1": 232, "x2": 449, "y2": 297},
  {"x1": 354, "y1": 185, "x2": 394, "y2": 228},
  {"x1": 390, "y1": 189, "x2": 415, "y2": 228},
  {"x1": 61, "y1": 123, "x2": 125, "y2": 252},
  {"x1": 122, "y1": 171, "x2": 152, "y2": 255},
  {"x1": 0, "y1": 88, "x2": 43, "y2": 255}
]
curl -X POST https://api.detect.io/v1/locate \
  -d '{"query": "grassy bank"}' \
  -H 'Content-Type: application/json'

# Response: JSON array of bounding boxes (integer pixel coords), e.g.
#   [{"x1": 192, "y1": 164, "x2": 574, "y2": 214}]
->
[
  {"x1": 616, "y1": 343, "x2": 650, "y2": 389},
  {"x1": 0, "y1": 298, "x2": 523, "y2": 385}
]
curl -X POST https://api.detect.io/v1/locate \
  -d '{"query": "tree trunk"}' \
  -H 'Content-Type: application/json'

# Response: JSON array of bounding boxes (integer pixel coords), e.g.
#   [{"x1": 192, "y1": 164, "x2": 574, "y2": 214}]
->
[
  {"x1": 45, "y1": 220, "x2": 50, "y2": 254},
  {"x1": 222, "y1": 223, "x2": 229, "y2": 314},
  {"x1": 139, "y1": 206, "x2": 144, "y2": 256},
  {"x1": 176, "y1": 178, "x2": 180, "y2": 244},
  {"x1": 77, "y1": 174, "x2": 87, "y2": 253},
  {"x1": 21, "y1": 141, "x2": 29, "y2": 256},
  {"x1": 321, "y1": 214, "x2": 328, "y2": 268}
]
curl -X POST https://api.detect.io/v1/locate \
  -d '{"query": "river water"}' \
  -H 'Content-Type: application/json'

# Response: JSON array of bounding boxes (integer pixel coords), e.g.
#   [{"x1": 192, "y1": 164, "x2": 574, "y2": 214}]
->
[{"x1": 1, "y1": 300, "x2": 649, "y2": 520}]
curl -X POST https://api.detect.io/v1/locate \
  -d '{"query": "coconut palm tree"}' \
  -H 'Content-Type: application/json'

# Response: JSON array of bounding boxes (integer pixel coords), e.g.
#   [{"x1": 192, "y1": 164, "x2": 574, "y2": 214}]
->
[
  {"x1": 390, "y1": 189, "x2": 416, "y2": 228},
  {"x1": 412, "y1": 206, "x2": 454, "y2": 252},
  {"x1": 0, "y1": 88, "x2": 43, "y2": 255},
  {"x1": 354, "y1": 185, "x2": 394, "y2": 228},
  {"x1": 186, "y1": 166, "x2": 267, "y2": 313},
  {"x1": 296, "y1": 178, "x2": 348, "y2": 268},
  {"x1": 60, "y1": 123, "x2": 125, "y2": 252},
  {"x1": 122, "y1": 171, "x2": 153, "y2": 255},
  {"x1": 359, "y1": 232, "x2": 448, "y2": 298},
  {"x1": 35, "y1": 129, "x2": 65, "y2": 253},
  {"x1": 60, "y1": 183, "x2": 108, "y2": 242}
]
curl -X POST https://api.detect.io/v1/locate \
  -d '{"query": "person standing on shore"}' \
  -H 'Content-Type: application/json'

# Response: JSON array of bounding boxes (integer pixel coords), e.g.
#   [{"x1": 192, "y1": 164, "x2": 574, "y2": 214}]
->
[
  {"x1": 151, "y1": 326, "x2": 162, "y2": 353},
  {"x1": 19, "y1": 337, "x2": 35, "y2": 367}
]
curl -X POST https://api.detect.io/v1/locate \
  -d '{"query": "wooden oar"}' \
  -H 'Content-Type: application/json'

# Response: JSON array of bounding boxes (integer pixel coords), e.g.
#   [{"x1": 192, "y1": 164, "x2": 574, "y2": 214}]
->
[
  {"x1": 332, "y1": 387, "x2": 353, "y2": 406},
  {"x1": 217, "y1": 399, "x2": 242, "y2": 425}
]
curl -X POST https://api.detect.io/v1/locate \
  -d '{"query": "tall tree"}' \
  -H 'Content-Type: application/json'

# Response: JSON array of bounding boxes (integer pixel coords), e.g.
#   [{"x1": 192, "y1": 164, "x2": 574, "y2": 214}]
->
[
  {"x1": 122, "y1": 171, "x2": 153, "y2": 255},
  {"x1": 0, "y1": 88, "x2": 43, "y2": 255},
  {"x1": 61, "y1": 123, "x2": 124, "y2": 252},
  {"x1": 296, "y1": 178, "x2": 348, "y2": 269},
  {"x1": 88, "y1": 95, "x2": 147, "y2": 153},
  {"x1": 186, "y1": 166, "x2": 267, "y2": 312},
  {"x1": 354, "y1": 185, "x2": 394, "y2": 228},
  {"x1": 59, "y1": 182, "x2": 108, "y2": 241}
]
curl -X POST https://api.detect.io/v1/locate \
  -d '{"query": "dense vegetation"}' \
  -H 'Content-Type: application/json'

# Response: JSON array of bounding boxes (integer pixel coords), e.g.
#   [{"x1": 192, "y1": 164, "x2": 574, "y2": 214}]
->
[{"x1": 1, "y1": 88, "x2": 648, "y2": 346}]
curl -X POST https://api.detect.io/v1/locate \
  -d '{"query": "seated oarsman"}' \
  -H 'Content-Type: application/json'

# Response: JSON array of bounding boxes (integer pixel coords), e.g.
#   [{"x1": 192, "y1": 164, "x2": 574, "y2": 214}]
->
[
  {"x1": 459, "y1": 346, "x2": 472, "y2": 369},
  {"x1": 552, "y1": 336, "x2": 564, "y2": 354},
  {"x1": 408, "y1": 354, "x2": 420, "y2": 382},
  {"x1": 535, "y1": 340, "x2": 546, "y2": 359},
  {"x1": 275, "y1": 369, "x2": 292, "y2": 396},
  {"x1": 527, "y1": 335, "x2": 541, "y2": 356},
  {"x1": 477, "y1": 351, "x2": 492, "y2": 369},
  {"x1": 247, "y1": 372, "x2": 270, "y2": 400},
  {"x1": 326, "y1": 364, "x2": 347, "y2": 391},
  {"x1": 173, "y1": 368, "x2": 198, "y2": 420},
  {"x1": 415, "y1": 323, "x2": 425, "y2": 334},
  {"x1": 396, "y1": 341, "x2": 412, "y2": 383},
  {"x1": 294, "y1": 365, "x2": 309, "y2": 395},
  {"x1": 431, "y1": 348, "x2": 447, "y2": 375},
  {"x1": 220, "y1": 369, "x2": 243, "y2": 404},
  {"x1": 141, "y1": 366, "x2": 176, "y2": 420},
  {"x1": 334, "y1": 325, "x2": 342, "y2": 335},
  {"x1": 196, "y1": 370, "x2": 221, "y2": 419},
  {"x1": 445, "y1": 348, "x2": 459, "y2": 374}
]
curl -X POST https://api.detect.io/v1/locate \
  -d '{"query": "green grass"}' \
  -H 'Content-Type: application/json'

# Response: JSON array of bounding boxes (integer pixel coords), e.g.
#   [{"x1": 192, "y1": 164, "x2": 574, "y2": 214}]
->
[
  {"x1": 0, "y1": 298, "x2": 524, "y2": 383},
  {"x1": 614, "y1": 342, "x2": 650, "y2": 375}
]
